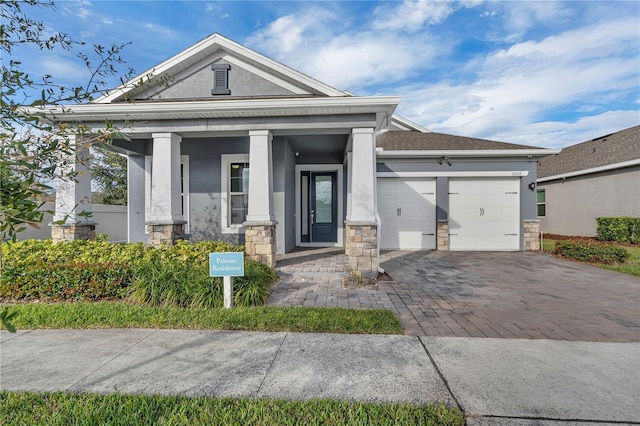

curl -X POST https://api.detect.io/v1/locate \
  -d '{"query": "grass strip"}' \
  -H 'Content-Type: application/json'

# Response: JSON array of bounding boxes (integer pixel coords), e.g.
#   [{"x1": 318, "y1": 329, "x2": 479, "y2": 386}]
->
[
  {"x1": 4, "y1": 302, "x2": 403, "y2": 334},
  {"x1": 0, "y1": 391, "x2": 465, "y2": 426}
]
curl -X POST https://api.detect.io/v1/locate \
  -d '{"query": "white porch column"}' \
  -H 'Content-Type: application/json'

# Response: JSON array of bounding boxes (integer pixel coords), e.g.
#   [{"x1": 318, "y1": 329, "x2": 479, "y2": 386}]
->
[
  {"x1": 244, "y1": 130, "x2": 277, "y2": 267},
  {"x1": 51, "y1": 134, "x2": 95, "y2": 242},
  {"x1": 345, "y1": 128, "x2": 378, "y2": 279},
  {"x1": 347, "y1": 128, "x2": 376, "y2": 223},
  {"x1": 246, "y1": 130, "x2": 275, "y2": 223},
  {"x1": 147, "y1": 132, "x2": 185, "y2": 246}
]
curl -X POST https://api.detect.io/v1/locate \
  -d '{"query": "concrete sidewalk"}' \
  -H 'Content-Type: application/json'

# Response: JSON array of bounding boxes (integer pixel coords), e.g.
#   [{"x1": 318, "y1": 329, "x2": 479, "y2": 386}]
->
[{"x1": 1, "y1": 330, "x2": 639, "y2": 425}]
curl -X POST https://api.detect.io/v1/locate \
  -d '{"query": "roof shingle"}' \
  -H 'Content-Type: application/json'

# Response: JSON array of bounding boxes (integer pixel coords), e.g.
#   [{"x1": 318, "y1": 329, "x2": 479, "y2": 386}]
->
[
  {"x1": 537, "y1": 125, "x2": 640, "y2": 178},
  {"x1": 377, "y1": 131, "x2": 539, "y2": 151}
]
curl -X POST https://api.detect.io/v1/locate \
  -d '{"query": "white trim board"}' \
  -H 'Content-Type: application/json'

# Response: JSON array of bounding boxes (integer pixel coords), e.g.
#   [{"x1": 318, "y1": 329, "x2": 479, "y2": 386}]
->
[
  {"x1": 295, "y1": 164, "x2": 344, "y2": 248},
  {"x1": 220, "y1": 153, "x2": 249, "y2": 235},
  {"x1": 537, "y1": 158, "x2": 640, "y2": 182},
  {"x1": 377, "y1": 171, "x2": 530, "y2": 178},
  {"x1": 376, "y1": 149, "x2": 560, "y2": 158}
]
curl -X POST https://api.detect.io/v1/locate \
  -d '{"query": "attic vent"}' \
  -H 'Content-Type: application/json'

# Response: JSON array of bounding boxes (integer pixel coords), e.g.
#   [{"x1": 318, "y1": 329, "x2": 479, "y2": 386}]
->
[{"x1": 211, "y1": 63, "x2": 230, "y2": 95}]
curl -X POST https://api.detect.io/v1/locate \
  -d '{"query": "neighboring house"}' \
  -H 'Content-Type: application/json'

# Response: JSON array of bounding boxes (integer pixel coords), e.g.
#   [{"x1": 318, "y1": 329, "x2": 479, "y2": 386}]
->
[
  {"x1": 41, "y1": 33, "x2": 557, "y2": 277},
  {"x1": 537, "y1": 125, "x2": 640, "y2": 237}
]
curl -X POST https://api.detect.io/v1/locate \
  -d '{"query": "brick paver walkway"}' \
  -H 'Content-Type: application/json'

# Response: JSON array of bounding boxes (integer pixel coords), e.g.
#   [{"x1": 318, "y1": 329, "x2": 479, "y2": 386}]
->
[{"x1": 268, "y1": 248, "x2": 640, "y2": 342}]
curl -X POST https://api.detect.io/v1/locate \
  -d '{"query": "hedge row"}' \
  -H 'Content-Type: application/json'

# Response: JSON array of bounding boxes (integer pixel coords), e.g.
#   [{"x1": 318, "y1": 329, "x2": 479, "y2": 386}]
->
[
  {"x1": 596, "y1": 217, "x2": 640, "y2": 244},
  {"x1": 554, "y1": 239, "x2": 629, "y2": 264},
  {"x1": 0, "y1": 240, "x2": 276, "y2": 307}
]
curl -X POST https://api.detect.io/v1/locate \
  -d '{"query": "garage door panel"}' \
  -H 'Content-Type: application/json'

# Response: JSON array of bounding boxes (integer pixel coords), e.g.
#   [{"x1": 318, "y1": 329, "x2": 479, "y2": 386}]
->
[
  {"x1": 377, "y1": 178, "x2": 436, "y2": 250},
  {"x1": 449, "y1": 178, "x2": 520, "y2": 251}
]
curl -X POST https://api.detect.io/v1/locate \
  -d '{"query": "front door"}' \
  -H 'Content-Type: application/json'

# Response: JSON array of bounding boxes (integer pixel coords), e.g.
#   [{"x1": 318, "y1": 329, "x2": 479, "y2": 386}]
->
[{"x1": 301, "y1": 171, "x2": 338, "y2": 243}]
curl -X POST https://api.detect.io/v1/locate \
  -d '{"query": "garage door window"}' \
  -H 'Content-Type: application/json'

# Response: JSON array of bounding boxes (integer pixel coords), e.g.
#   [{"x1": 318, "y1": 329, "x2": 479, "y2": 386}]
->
[{"x1": 537, "y1": 189, "x2": 546, "y2": 217}]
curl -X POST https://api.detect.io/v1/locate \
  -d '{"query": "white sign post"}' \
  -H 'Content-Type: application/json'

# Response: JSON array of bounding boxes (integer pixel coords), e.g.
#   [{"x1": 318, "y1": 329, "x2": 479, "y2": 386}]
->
[{"x1": 209, "y1": 252, "x2": 244, "y2": 309}]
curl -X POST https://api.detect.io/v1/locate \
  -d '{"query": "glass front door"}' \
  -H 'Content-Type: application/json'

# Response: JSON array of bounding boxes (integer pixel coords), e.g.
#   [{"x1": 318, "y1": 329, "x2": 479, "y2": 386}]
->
[{"x1": 301, "y1": 171, "x2": 337, "y2": 243}]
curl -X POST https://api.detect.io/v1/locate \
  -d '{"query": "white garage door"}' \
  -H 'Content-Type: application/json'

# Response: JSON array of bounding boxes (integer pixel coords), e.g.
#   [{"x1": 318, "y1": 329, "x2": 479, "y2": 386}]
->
[
  {"x1": 377, "y1": 178, "x2": 436, "y2": 250},
  {"x1": 449, "y1": 178, "x2": 520, "y2": 251}
]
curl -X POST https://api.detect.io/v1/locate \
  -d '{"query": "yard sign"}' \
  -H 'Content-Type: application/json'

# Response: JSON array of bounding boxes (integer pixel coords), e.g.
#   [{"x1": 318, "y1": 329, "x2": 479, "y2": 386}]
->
[{"x1": 209, "y1": 252, "x2": 244, "y2": 308}]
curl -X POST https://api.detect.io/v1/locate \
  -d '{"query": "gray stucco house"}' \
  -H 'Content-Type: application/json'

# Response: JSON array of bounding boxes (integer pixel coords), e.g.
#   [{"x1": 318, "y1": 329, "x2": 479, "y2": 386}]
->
[
  {"x1": 537, "y1": 125, "x2": 640, "y2": 237},
  {"x1": 46, "y1": 33, "x2": 557, "y2": 277}
]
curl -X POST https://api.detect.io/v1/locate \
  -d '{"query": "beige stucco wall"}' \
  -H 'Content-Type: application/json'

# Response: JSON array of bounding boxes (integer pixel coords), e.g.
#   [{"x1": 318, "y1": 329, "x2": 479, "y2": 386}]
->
[
  {"x1": 16, "y1": 202, "x2": 128, "y2": 242},
  {"x1": 538, "y1": 166, "x2": 640, "y2": 237}
]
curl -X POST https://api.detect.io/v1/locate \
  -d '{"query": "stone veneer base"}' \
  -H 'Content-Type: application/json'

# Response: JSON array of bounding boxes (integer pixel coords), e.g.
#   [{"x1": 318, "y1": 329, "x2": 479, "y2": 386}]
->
[
  {"x1": 51, "y1": 222, "x2": 97, "y2": 243},
  {"x1": 523, "y1": 219, "x2": 541, "y2": 251},
  {"x1": 244, "y1": 223, "x2": 277, "y2": 268},
  {"x1": 147, "y1": 222, "x2": 186, "y2": 248},
  {"x1": 437, "y1": 221, "x2": 449, "y2": 251},
  {"x1": 345, "y1": 223, "x2": 378, "y2": 279}
]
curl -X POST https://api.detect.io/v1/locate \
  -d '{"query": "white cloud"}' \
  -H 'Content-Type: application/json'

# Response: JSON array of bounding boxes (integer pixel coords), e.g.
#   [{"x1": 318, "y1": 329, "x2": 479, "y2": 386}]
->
[
  {"x1": 247, "y1": 7, "x2": 337, "y2": 54},
  {"x1": 77, "y1": 8, "x2": 92, "y2": 20},
  {"x1": 500, "y1": 1, "x2": 575, "y2": 41},
  {"x1": 308, "y1": 33, "x2": 434, "y2": 90},
  {"x1": 247, "y1": 6, "x2": 440, "y2": 91},
  {"x1": 396, "y1": 15, "x2": 640, "y2": 147},
  {"x1": 373, "y1": 0, "x2": 457, "y2": 32},
  {"x1": 101, "y1": 18, "x2": 113, "y2": 25},
  {"x1": 38, "y1": 56, "x2": 91, "y2": 84},
  {"x1": 139, "y1": 22, "x2": 180, "y2": 40},
  {"x1": 492, "y1": 111, "x2": 640, "y2": 148}
]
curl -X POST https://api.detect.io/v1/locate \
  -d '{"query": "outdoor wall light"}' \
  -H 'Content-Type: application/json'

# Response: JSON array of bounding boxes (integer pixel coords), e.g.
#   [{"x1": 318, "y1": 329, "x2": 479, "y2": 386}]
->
[
  {"x1": 528, "y1": 182, "x2": 536, "y2": 191},
  {"x1": 438, "y1": 156, "x2": 452, "y2": 166}
]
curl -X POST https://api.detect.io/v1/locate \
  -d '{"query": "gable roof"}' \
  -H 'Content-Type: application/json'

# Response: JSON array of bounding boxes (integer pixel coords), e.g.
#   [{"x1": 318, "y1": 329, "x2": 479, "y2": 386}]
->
[
  {"x1": 92, "y1": 33, "x2": 429, "y2": 133},
  {"x1": 376, "y1": 131, "x2": 557, "y2": 158},
  {"x1": 96, "y1": 33, "x2": 349, "y2": 104},
  {"x1": 538, "y1": 125, "x2": 640, "y2": 179}
]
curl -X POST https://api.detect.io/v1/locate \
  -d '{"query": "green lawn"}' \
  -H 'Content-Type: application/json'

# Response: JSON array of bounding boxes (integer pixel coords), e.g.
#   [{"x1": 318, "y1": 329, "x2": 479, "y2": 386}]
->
[
  {"x1": 542, "y1": 239, "x2": 640, "y2": 277},
  {"x1": 0, "y1": 391, "x2": 465, "y2": 426},
  {"x1": 1, "y1": 302, "x2": 403, "y2": 334}
]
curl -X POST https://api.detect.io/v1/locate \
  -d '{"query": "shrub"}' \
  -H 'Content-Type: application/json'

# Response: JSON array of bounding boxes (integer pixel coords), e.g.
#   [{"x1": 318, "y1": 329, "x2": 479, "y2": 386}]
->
[
  {"x1": 554, "y1": 240, "x2": 629, "y2": 264},
  {"x1": 0, "y1": 239, "x2": 276, "y2": 307},
  {"x1": 0, "y1": 240, "x2": 136, "y2": 301},
  {"x1": 596, "y1": 217, "x2": 640, "y2": 244}
]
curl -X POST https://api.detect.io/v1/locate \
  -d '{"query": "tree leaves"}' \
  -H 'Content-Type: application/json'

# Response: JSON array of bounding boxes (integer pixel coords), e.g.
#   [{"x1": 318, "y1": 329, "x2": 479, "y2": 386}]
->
[{"x1": 1, "y1": 0, "x2": 135, "y2": 242}]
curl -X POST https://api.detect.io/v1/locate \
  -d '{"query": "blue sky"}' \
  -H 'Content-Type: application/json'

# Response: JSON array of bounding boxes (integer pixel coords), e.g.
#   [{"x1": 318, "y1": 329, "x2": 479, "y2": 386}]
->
[{"x1": 17, "y1": 0, "x2": 640, "y2": 148}]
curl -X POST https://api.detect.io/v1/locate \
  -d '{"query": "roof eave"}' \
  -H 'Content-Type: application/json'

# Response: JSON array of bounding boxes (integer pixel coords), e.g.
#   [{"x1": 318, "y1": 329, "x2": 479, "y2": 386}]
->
[
  {"x1": 376, "y1": 149, "x2": 561, "y2": 158},
  {"x1": 390, "y1": 115, "x2": 431, "y2": 132},
  {"x1": 538, "y1": 158, "x2": 640, "y2": 182},
  {"x1": 24, "y1": 96, "x2": 402, "y2": 122}
]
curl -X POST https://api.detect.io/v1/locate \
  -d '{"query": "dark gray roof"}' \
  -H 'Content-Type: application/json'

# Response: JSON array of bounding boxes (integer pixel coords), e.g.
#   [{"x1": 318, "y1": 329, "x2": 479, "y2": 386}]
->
[
  {"x1": 377, "y1": 131, "x2": 539, "y2": 151},
  {"x1": 538, "y1": 125, "x2": 640, "y2": 178}
]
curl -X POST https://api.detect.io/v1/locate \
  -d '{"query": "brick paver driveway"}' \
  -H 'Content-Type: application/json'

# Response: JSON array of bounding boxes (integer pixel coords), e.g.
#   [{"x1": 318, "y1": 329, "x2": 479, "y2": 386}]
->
[
  {"x1": 378, "y1": 251, "x2": 640, "y2": 342},
  {"x1": 269, "y1": 249, "x2": 640, "y2": 342}
]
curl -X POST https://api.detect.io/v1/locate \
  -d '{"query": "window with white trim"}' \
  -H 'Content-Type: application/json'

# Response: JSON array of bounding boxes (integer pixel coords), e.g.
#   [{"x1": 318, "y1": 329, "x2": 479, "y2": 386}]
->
[
  {"x1": 145, "y1": 155, "x2": 190, "y2": 233},
  {"x1": 221, "y1": 154, "x2": 249, "y2": 233},
  {"x1": 536, "y1": 189, "x2": 546, "y2": 217}
]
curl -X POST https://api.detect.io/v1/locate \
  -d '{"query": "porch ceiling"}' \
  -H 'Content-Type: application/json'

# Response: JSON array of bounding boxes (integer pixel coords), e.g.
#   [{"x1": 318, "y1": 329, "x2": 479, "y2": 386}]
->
[{"x1": 286, "y1": 134, "x2": 347, "y2": 155}]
